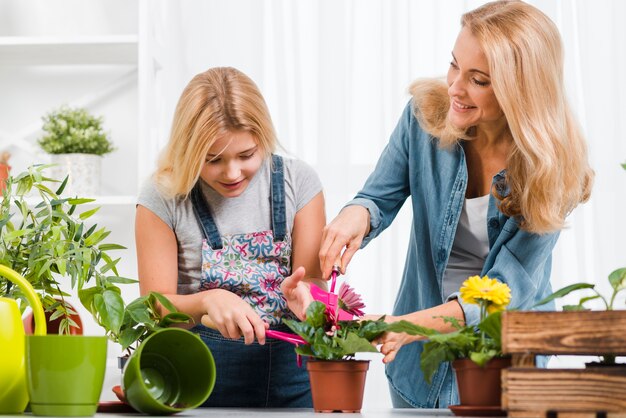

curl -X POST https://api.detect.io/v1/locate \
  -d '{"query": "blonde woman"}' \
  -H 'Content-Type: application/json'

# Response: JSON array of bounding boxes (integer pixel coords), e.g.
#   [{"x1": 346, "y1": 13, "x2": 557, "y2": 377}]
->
[
  {"x1": 136, "y1": 67, "x2": 324, "y2": 407},
  {"x1": 316, "y1": 0, "x2": 593, "y2": 408}
]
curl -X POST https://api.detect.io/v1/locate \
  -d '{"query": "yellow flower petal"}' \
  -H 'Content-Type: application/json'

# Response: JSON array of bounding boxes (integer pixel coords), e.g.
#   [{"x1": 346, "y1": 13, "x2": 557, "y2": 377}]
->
[{"x1": 460, "y1": 275, "x2": 511, "y2": 308}]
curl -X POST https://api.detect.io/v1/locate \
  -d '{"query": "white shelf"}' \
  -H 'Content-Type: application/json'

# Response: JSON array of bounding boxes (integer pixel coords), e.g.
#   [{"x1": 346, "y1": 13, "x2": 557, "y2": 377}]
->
[{"x1": 0, "y1": 35, "x2": 138, "y2": 65}]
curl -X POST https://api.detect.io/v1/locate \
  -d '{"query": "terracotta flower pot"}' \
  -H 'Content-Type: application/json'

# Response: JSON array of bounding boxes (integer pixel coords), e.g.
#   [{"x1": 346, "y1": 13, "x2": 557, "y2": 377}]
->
[
  {"x1": 23, "y1": 301, "x2": 83, "y2": 335},
  {"x1": 306, "y1": 359, "x2": 369, "y2": 413},
  {"x1": 0, "y1": 163, "x2": 10, "y2": 195},
  {"x1": 452, "y1": 357, "x2": 511, "y2": 407}
]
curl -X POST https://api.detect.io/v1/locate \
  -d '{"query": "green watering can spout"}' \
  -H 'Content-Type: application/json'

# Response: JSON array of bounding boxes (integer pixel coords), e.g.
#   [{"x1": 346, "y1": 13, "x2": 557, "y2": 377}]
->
[{"x1": 0, "y1": 264, "x2": 47, "y2": 414}]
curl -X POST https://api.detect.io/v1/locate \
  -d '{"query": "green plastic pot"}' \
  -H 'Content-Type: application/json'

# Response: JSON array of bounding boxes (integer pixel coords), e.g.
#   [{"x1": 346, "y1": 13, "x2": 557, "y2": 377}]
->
[
  {"x1": 122, "y1": 328, "x2": 216, "y2": 415},
  {"x1": 26, "y1": 335, "x2": 107, "y2": 416}
]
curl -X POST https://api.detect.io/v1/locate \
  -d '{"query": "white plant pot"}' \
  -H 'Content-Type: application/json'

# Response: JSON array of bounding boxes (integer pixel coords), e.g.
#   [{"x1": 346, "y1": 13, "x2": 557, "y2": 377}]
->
[{"x1": 50, "y1": 153, "x2": 102, "y2": 198}]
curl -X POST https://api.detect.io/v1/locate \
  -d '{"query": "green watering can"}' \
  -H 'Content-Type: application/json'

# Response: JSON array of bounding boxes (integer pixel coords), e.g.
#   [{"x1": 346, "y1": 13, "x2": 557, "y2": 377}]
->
[{"x1": 0, "y1": 264, "x2": 46, "y2": 414}]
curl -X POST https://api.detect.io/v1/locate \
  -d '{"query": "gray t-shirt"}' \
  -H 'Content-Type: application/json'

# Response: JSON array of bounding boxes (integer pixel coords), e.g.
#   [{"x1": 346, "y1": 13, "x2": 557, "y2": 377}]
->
[{"x1": 137, "y1": 156, "x2": 323, "y2": 294}]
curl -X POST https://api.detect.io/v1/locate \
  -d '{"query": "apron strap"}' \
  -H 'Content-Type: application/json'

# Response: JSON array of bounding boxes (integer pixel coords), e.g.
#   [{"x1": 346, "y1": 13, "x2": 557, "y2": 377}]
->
[
  {"x1": 190, "y1": 154, "x2": 286, "y2": 248},
  {"x1": 270, "y1": 154, "x2": 287, "y2": 242},
  {"x1": 190, "y1": 183, "x2": 223, "y2": 250}
]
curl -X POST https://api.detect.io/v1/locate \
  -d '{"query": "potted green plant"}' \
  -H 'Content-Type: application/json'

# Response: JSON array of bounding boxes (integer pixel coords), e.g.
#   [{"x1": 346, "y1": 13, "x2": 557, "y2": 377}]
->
[
  {"x1": 532, "y1": 267, "x2": 626, "y2": 367},
  {"x1": 407, "y1": 275, "x2": 512, "y2": 416},
  {"x1": 282, "y1": 284, "x2": 426, "y2": 413},
  {"x1": 38, "y1": 105, "x2": 115, "y2": 197},
  {"x1": 0, "y1": 166, "x2": 191, "y2": 415},
  {"x1": 0, "y1": 165, "x2": 124, "y2": 332}
]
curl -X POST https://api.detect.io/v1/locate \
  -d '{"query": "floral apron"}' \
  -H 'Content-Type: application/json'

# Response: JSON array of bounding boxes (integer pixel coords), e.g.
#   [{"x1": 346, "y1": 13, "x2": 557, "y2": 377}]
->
[{"x1": 189, "y1": 155, "x2": 310, "y2": 407}]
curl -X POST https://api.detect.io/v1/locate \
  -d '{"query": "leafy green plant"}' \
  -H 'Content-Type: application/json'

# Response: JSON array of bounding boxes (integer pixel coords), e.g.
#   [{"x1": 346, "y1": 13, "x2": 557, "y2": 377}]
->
[
  {"x1": 533, "y1": 268, "x2": 626, "y2": 365},
  {"x1": 0, "y1": 165, "x2": 189, "y2": 351},
  {"x1": 414, "y1": 276, "x2": 511, "y2": 384},
  {"x1": 80, "y1": 289, "x2": 191, "y2": 355},
  {"x1": 38, "y1": 106, "x2": 115, "y2": 155},
  {"x1": 283, "y1": 301, "x2": 427, "y2": 361}
]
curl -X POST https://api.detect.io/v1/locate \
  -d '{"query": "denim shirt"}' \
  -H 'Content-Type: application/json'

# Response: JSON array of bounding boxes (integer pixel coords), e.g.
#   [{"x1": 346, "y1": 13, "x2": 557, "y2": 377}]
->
[{"x1": 347, "y1": 101, "x2": 558, "y2": 408}]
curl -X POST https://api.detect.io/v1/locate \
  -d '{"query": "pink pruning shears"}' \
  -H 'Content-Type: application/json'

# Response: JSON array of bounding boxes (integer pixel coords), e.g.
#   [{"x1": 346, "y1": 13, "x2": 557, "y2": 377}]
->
[
  {"x1": 266, "y1": 265, "x2": 353, "y2": 366},
  {"x1": 265, "y1": 329, "x2": 306, "y2": 367},
  {"x1": 310, "y1": 264, "x2": 353, "y2": 322}
]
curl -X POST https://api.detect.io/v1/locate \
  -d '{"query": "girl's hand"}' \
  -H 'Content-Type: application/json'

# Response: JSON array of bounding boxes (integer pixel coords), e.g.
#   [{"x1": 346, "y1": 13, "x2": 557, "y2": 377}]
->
[
  {"x1": 363, "y1": 314, "x2": 424, "y2": 364},
  {"x1": 319, "y1": 205, "x2": 370, "y2": 278},
  {"x1": 281, "y1": 266, "x2": 314, "y2": 321},
  {"x1": 201, "y1": 289, "x2": 269, "y2": 345}
]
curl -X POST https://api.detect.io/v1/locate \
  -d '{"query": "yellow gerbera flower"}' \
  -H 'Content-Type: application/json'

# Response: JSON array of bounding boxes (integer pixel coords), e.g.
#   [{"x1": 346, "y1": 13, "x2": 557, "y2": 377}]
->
[{"x1": 460, "y1": 275, "x2": 511, "y2": 308}]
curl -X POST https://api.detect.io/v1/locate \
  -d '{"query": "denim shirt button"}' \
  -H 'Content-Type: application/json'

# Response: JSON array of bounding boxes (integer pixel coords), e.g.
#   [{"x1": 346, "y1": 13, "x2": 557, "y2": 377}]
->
[{"x1": 488, "y1": 218, "x2": 500, "y2": 229}]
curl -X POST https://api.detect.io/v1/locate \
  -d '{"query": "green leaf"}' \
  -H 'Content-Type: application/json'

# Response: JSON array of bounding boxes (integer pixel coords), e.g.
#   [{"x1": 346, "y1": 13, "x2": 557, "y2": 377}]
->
[
  {"x1": 387, "y1": 320, "x2": 438, "y2": 337},
  {"x1": 2, "y1": 229, "x2": 28, "y2": 241},
  {"x1": 127, "y1": 301, "x2": 155, "y2": 325},
  {"x1": 304, "y1": 301, "x2": 327, "y2": 329},
  {"x1": 79, "y1": 207, "x2": 100, "y2": 221},
  {"x1": 151, "y1": 292, "x2": 178, "y2": 313},
  {"x1": 532, "y1": 282, "x2": 595, "y2": 308},
  {"x1": 105, "y1": 276, "x2": 138, "y2": 285},
  {"x1": 336, "y1": 332, "x2": 378, "y2": 355},
  {"x1": 608, "y1": 268, "x2": 626, "y2": 292},
  {"x1": 119, "y1": 327, "x2": 145, "y2": 350},
  {"x1": 55, "y1": 176, "x2": 69, "y2": 195},
  {"x1": 160, "y1": 312, "x2": 192, "y2": 327},
  {"x1": 421, "y1": 342, "x2": 455, "y2": 385},
  {"x1": 563, "y1": 304, "x2": 587, "y2": 311},
  {"x1": 98, "y1": 243, "x2": 127, "y2": 251},
  {"x1": 469, "y1": 349, "x2": 498, "y2": 367},
  {"x1": 478, "y1": 311, "x2": 502, "y2": 343},
  {"x1": 67, "y1": 198, "x2": 96, "y2": 205},
  {"x1": 94, "y1": 290, "x2": 125, "y2": 334}
]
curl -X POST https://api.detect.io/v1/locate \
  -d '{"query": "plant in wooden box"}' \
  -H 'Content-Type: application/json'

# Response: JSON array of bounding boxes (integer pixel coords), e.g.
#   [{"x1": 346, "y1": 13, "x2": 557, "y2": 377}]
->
[
  {"x1": 38, "y1": 105, "x2": 115, "y2": 197},
  {"x1": 533, "y1": 267, "x2": 626, "y2": 367},
  {"x1": 414, "y1": 276, "x2": 512, "y2": 416},
  {"x1": 283, "y1": 283, "x2": 425, "y2": 413}
]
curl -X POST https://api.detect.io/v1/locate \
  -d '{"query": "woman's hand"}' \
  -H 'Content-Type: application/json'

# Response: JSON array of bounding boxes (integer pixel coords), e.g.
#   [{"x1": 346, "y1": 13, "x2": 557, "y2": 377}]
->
[
  {"x1": 281, "y1": 266, "x2": 314, "y2": 321},
  {"x1": 201, "y1": 289, "x2": 268, "y2": 345},
  {"x1": 364, "y1": 314, "x2": 424, "y2": 364},
  {"x1": 319, "y1": 205, "x2": 371, "y2": 278}
]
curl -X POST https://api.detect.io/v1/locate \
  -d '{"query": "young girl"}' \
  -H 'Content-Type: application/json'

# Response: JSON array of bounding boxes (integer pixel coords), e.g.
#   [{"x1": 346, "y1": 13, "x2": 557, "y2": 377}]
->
[{"x1": 135, "y1": 67, "x2": 325, "y2": 407}]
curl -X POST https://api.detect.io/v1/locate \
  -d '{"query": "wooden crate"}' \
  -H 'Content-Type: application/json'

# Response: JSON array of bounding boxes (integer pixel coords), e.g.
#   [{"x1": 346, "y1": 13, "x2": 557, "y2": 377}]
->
[{"x1": 501, "y1": 311, "x2": 626, "y2": 418}]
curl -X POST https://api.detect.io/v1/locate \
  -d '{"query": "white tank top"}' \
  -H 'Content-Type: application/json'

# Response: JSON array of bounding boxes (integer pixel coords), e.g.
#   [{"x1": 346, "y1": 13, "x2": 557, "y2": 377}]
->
[{"x1": 442, "y1": 194, "x2": 490, "y2": 299}]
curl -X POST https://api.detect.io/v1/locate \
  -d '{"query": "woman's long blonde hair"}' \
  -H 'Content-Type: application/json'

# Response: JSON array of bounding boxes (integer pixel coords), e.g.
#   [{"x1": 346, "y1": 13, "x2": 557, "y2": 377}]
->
[
  {"x1": 155, "y1": 67, "x2": 277, "y2": 198},
  {"x1": 410, "y1": 0, "x2": 593, "y2": 234}
]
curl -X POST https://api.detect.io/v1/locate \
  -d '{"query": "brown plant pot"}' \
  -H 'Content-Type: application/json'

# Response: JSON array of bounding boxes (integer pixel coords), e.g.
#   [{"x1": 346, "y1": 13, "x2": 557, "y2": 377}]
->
[
  {"x1": 23, "y1": 300, "x2": 83, "y2": 335},
  {"x1": 452, "y1": 357, "x2": 511, "y2": 407},
  {"x1": 306, "y1": 359, "x2": 369, "y2": 413},
  {"x1": 0, "y1": 163, "x2": 10, "y2": 195}
]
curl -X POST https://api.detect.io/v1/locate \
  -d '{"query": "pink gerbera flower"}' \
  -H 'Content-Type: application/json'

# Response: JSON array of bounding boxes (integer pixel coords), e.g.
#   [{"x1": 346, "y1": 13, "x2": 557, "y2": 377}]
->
[{"x1": 338, "y1": 282, "x2": 366, "y2": 317}]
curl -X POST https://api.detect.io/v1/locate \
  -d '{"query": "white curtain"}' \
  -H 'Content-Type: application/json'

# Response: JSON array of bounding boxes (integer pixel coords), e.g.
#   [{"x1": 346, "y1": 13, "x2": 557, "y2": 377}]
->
[{"x1": 139, "y1": 0, "x2": 626, "y2": 406}]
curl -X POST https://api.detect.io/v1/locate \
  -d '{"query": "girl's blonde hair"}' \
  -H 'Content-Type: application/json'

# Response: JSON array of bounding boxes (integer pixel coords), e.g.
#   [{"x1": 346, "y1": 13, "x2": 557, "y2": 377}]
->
[
  {"x1": 410, "y1": 0, "x2": 593, "y2": 234},
  {"x1": 155, "y1": 67, "x2": 277, "y2": 198}
]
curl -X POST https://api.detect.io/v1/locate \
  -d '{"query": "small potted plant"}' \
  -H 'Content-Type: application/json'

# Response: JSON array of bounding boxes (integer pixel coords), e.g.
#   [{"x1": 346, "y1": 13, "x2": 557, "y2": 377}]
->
[
  {"x1": 38, "y1": 105, "x2": 115, "y2": 197},
  {"x1": 532, "y1": 267, "x2": 626, "y2": 367},
  {"x1": 0, "y1": 165, "x2": 123, "y2": 333},
  {"x1": 283, "y1": 283, "x2": 426, "y2": 413},
  {"x1": 410, "y1": 276, "x2": 512, "y2": 416}
]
